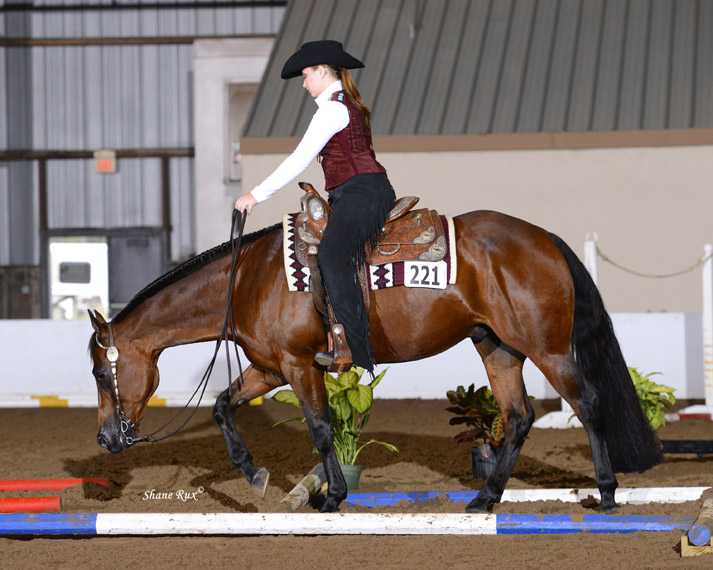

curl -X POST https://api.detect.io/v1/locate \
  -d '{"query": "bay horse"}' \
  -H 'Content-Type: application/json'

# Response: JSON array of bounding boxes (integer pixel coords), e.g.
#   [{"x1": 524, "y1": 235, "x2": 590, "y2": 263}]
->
[{"x1": 87, "y1": 209, "x2": 661, "y2": 514}]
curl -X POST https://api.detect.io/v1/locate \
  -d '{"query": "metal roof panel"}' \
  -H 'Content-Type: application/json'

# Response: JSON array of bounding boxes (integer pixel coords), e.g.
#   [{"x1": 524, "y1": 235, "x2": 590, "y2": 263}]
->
[
  {"x1": 668, "y1": 0, "x2": 696, "y2": 129},
  {"x1": 244, "y1": 0, "x2": 713, "y2": 140},
  {"x1": 694, "y1": 0, "x2": 713, "y2": 126},
  {"x1": 515, "y1": 0, "x2": 558, "y2": 133},
  {"x1": 440, "y1": 0, "x2": 491, "y2": 134},
  {"x1": 416, "y1": 0, "x2": 470, "y2": 135},
  {"x1": 391, "y1": 0, "x2": 446, "y2": 135},
  {"x1": 491, "y1": 0, "x2": 537, "y2": 134},
  {"x1": 466, "y1": 0, "x2": 513, "y2": 133},
  {"x1": 590, "y1": 0, "x2": 627, "y2": 132}
]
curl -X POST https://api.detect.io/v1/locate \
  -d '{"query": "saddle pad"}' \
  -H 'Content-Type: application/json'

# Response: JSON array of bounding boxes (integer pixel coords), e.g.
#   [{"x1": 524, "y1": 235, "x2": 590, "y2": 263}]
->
[{"x1": 282, "y1": 213, "x2": 457, "y2": 293}]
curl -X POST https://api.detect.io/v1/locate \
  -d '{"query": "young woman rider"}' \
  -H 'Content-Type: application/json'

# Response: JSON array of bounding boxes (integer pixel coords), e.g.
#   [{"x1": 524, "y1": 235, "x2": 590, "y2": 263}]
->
[{"x1": 234, "y1": 40, "x2": 396, "y2": 374}]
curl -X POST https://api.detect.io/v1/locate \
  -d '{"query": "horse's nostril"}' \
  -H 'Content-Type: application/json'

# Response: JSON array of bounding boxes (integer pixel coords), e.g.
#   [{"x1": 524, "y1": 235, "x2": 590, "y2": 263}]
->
[{"x1": 97, "y1": 434, "x2": 109, "y2": 449}]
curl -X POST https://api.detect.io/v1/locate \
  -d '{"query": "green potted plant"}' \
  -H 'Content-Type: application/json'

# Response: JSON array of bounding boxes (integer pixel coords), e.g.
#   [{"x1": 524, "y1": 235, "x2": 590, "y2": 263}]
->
[
  {"x1": 628, "y1": 367, "x2": 676, "y2": 431},
  {"x1": 446, "y1": 384, "x2": 506, "y2": 478},
  {"x1": 272, "y1": 367, "x2": 398, "y2": 490}
]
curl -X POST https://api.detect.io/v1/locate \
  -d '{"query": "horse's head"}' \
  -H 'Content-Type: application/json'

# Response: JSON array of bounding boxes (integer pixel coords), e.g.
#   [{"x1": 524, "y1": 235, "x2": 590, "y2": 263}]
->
[{"x1": 88, "y1": 309, "x2": 159, "y2": 453}]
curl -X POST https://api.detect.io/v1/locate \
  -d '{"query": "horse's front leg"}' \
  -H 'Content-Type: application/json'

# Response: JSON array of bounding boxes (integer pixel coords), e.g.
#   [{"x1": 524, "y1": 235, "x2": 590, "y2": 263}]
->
[
  {"x1": 212, "y1": 364, "x2": 284, "y2": 498},
  {"x1": 289, "y1": 367, "x2": 348, "y2": 513}
]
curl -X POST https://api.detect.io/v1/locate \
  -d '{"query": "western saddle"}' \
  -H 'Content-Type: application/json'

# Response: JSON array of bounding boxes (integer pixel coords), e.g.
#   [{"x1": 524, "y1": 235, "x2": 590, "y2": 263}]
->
[{"x1": 294, "y1": 182, "x2": 447, "y2": 372}]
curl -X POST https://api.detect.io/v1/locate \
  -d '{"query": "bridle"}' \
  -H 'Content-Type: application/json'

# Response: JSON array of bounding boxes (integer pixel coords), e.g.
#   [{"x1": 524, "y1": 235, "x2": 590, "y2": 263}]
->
[
  {"x1": 94, "y1": 323, "x2": 139, "y2": 445},
  {"x1": 95, "y1": 210, "x2": 248, "y2": 447}
]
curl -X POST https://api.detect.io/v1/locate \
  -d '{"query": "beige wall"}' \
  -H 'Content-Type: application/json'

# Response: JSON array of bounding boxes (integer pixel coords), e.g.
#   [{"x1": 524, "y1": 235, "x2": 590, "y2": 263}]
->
[{"x1": 242, "y1": 144, "x2": 713, "y2": 313}]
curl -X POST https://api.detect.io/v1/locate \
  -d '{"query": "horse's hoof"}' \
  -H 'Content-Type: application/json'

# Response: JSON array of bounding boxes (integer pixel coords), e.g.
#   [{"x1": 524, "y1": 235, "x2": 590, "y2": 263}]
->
[
  {"x1": 319, "y1": 502, "x2": 339, "y2": 513},
  {"x1": 465, "y1": 498, "x2": 493, "y2": 514},
  {"x1": 250, "y1": 467, "x2": 269, "y2": 499},
  {"x1": 319, "y1": 495, "x2": 343, "y2": 513},
  {"x1": 600, "y1": 502, "x2": 621, "y2": 515}
]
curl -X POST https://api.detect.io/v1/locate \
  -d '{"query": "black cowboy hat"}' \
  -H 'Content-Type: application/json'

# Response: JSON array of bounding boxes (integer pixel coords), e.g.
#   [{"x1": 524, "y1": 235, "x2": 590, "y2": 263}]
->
[{"x1": 281, "y1": 40, "x2": 364, "y2": 79}]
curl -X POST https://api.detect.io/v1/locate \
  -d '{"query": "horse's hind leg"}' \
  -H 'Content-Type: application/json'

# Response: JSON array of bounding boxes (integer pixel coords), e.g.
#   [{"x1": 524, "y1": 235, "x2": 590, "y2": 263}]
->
[
  {"x1": 532, "y1": 353, "x2": 619, "y2": 513},
  {"x1": 466, "y1": 335, "x2": 535, "y2": 513},
  {"x1": 212, "y1": 364, "x2": 284, "y2": 498}
]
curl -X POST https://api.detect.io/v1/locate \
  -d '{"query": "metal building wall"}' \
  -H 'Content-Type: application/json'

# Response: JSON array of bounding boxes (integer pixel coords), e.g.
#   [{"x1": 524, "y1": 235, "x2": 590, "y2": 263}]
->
[
  {"x1": 18, "y1": 0, "x2": 284, "y2": 39},
  {"x1": 0, "y1": 0, "x2": 285, "y2": 266},
  {"x1": 32, "y1": 43, "x2": 195, "y2": 233}
]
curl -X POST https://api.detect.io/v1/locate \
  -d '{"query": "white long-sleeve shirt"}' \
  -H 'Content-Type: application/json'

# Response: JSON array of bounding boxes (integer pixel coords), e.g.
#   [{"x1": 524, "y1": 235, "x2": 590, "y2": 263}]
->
[{"x1": 250, "y1": 81, "x2": 349, "y2": 203}]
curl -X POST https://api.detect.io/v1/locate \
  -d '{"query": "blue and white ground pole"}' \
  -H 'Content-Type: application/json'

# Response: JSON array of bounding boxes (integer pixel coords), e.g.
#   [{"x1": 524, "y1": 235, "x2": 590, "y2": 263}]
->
[{"x1": 0, "y1": 512, "x2": 697, "y2": 536}]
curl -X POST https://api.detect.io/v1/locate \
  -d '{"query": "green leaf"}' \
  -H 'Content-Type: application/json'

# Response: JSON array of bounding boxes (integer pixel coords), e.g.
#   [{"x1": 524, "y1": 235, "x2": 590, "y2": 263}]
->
[
  {"x1": 271, "y1": 390, "x2": 302, "y2": 409},
  {"x1": 448, "y1": 417, "x2": 475, "y2": 426},
  {"x1": 353, "y1": 439, "x2": 399, "y2": 463},
  {"x1": 324, "y1": 373, "x2": 340, "y2": 391},
  {"x1": 347, "y1": 384, "x2": 373, "y2": 414},
  {"x1": 490, "y1": 414, "x2": 505, "y2": 446},
  {"x1": 271, "y1": 416, "x2": 307, "y2": 428},
  {"x1": 335, "y1": 393, "x2": 352, "y2": 423},
  {"x1": 369, "y1": 368, "x2": 388, "y2": 390},
  {"x1": 338, "y1": 369, "x2": 360, "y2": 389}
]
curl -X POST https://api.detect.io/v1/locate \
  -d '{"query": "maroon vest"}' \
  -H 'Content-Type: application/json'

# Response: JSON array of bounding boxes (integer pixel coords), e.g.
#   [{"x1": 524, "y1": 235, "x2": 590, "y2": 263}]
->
[{"x1": 319, "y1": 90, "x2": 386, "y2": 191}]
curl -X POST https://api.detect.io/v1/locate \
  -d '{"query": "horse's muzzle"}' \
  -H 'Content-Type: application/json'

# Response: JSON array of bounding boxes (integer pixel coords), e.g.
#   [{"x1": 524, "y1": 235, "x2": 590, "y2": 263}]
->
[{"x1": 97, "y1": 426, "x2": 128, "y2": 453}]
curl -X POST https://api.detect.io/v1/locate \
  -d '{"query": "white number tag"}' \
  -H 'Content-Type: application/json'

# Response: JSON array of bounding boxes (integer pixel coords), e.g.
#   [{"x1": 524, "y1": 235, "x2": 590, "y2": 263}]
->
[{"x1": 404, "y1": 261, "x2": 447, "y2": 290}]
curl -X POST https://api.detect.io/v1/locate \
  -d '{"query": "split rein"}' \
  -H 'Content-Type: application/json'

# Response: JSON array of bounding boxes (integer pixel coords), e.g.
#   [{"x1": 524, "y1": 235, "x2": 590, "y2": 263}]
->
[{"x1": 95, "y1": 210, "x2": 248, "y2": 447}]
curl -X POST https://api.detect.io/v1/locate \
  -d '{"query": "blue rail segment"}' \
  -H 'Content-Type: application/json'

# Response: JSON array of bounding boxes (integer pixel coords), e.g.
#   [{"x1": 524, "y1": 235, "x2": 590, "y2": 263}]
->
[
  {"x1": 496, "y1": 515, "x2": 696, "y2": 535},
  {"x1": 0, "y1": 514, "x2": 97, "y2": 535},
  {"x1": 345, "y1": 491, "x2": 478, "y2": 507}
]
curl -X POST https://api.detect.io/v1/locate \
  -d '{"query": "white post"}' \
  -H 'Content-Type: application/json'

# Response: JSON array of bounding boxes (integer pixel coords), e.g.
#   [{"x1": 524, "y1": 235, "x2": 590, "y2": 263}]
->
[
  {"x1": 703, "y1": 244, "x2": 713, "y2": 409},
  {"x1": 584, "y1": 232, "x2": 599, "y2": 286},
  {"x1": 681, "y1": 244, "x2": 713, "y2": 419}
]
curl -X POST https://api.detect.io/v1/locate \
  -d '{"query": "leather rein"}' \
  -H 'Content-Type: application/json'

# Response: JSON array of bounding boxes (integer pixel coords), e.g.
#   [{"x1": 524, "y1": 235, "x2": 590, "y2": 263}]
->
[{"x1": 94, "y1": 210, "x2": 248, "y2": 446}]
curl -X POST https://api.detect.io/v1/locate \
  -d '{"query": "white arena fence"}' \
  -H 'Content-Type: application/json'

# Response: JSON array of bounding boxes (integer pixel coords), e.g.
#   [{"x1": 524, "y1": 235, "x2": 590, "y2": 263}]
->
[{"x1": 0, "y1": 235, "x2": 711, "y2": 408}]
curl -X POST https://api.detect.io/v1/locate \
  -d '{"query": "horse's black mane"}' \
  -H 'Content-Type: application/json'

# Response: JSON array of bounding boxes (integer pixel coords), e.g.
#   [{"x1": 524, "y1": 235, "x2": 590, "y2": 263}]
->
[{"x1": 112, "y1": 222, "x2": 282, "y2": 324}]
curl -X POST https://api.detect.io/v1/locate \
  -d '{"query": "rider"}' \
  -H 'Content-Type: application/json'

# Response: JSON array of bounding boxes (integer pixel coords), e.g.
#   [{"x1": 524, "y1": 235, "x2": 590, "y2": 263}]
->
[{"x1": 234, "y1": 40, "x2": 396, "y2": 374}]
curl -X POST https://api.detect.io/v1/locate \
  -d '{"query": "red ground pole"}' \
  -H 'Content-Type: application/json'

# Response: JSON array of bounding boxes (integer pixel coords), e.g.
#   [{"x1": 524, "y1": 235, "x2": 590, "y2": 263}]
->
[
  {"x1": 0, "y1": 478, "x2": 109, "y2": 491},
  {"x1": 0, "y1": 496, "x2": 61, "y2": 513}
]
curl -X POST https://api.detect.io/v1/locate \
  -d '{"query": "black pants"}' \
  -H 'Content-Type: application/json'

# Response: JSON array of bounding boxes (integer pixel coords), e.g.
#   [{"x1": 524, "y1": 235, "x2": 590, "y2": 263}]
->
[{"x1": 318, "y1": 172, "x2": 396, "y2": 372}]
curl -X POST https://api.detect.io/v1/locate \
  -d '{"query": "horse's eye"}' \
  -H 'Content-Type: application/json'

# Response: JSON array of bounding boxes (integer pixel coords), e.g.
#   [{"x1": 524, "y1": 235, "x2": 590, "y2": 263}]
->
[{"x1": 94, "y1": 370, "x2": 109, "y2": 387}]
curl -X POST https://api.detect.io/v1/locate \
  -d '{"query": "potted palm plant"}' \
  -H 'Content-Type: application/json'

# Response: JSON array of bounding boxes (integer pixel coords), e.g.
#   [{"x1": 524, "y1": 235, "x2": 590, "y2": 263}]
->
[
  {"x1": 272, "y1": 367, "x2": 398, "y2": 490},
  {"x1": 446, "y1": 384, "x2": 506, "y2": 478}
]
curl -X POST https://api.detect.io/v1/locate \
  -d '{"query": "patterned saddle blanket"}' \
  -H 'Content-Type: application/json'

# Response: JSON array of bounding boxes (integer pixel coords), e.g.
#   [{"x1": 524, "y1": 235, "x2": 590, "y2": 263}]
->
[{"x1": 282, "y1": 211, "x2": 457, "y2": 293}]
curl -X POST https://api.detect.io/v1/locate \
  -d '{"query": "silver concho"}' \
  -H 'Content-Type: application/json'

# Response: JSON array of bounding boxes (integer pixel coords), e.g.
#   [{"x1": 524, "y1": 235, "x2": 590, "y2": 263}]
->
[
  {"x1": 413, "y1": 225, "x2": 436, "y2": 245},
  {"x1": 420, "y1": 236, "x2": 448, "y2": 261},
  {"x1": 298, "y1": 226, "x2": 321, "y2": 245},
  {"x1": 106, "y1": 346, "x2": 119, "y2": 362}
]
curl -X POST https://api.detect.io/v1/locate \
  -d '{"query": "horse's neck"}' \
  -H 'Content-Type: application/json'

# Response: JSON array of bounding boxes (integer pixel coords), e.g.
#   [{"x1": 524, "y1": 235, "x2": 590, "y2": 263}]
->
[{"x1": 115, "y1": 258, "x2": 232, "y2": 352}]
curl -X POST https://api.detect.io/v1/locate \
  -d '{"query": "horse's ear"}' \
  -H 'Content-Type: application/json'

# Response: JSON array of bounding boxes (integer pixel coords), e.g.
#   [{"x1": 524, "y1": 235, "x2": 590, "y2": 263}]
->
[{"x1": 88, "y1": 310, "x2": 108, "y2": 340}]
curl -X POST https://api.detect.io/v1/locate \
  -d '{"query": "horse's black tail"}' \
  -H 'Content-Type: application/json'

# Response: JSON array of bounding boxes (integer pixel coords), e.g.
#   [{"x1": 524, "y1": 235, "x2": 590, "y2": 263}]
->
[{"x1": 548, "y1": 233, "x2": 662, "y2": 473}]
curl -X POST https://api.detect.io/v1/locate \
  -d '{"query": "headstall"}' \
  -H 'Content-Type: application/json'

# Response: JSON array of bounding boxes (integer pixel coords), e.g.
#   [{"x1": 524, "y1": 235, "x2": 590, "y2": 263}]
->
[{"x1": 95, "y1": 323, "x2": 140, "y2": 445}]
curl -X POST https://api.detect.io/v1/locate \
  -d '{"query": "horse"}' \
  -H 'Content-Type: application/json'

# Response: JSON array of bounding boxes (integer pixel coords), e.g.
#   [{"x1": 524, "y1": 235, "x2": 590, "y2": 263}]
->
[{"x1": 87, "y1": 208, "x2": 662, "y2": 514}]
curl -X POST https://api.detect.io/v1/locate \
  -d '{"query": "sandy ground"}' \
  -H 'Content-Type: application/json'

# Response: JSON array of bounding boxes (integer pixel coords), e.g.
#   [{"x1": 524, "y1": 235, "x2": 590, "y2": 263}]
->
[{"x1": 1, "y1": 398, "x2": 712, "y2": 569}]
